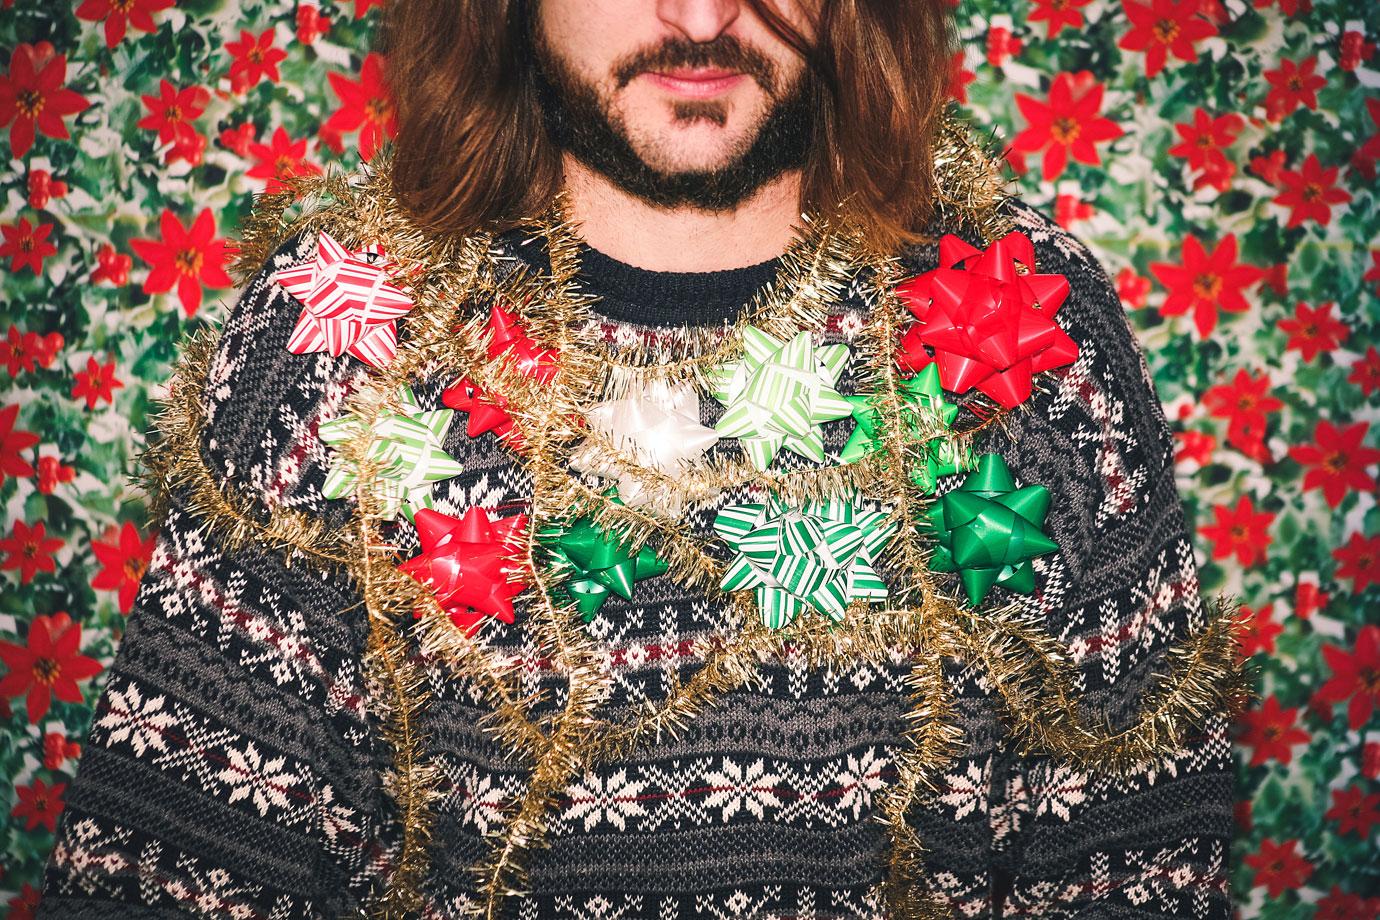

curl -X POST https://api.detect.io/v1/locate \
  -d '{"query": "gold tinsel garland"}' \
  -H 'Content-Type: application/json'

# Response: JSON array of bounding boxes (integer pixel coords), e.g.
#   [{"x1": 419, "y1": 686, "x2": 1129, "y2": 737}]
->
[{"x1": 147, "y1": 110, "x2": 1253, "y2": 919}]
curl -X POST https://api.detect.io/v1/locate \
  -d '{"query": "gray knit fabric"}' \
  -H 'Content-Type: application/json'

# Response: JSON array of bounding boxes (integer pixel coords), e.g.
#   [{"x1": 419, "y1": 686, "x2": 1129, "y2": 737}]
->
[{"x1": 36, "y1": 195, "x2": 1234, "y2": 920}]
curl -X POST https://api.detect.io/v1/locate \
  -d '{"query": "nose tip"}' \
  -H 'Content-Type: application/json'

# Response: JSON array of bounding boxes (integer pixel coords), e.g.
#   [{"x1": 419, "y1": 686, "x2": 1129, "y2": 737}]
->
[{"x1": 656, "y1": 0, "x2": 742, "y2": 43}]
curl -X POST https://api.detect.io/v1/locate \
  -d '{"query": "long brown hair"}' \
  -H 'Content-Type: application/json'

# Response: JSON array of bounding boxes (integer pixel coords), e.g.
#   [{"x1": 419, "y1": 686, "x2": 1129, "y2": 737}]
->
[{"x1": 377, "y1": 1, "x2": 959, "y2": 252}]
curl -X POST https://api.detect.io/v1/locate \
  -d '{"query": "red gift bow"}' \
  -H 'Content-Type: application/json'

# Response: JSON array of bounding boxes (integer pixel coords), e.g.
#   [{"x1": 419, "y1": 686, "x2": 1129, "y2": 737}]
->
[
  {"x1": 442, "y1": 303, "x2": 559, "y2": 450},
  {"x1": 895, "y1": 231, "x2": 1077, "y2": 409},
  {"x1": 401, "y1": 506, "x2": 530, "y2": 635}
]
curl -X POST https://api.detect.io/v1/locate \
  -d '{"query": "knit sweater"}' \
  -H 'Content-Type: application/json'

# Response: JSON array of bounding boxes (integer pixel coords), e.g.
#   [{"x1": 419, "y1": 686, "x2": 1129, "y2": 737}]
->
[{"x1": 37, "y1": 171, "x2": 1239, "y2": 920}]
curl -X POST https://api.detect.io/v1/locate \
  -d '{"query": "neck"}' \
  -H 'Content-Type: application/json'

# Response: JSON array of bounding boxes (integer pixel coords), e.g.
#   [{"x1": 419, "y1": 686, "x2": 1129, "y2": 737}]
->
[{"x1": 561, "y1": 154, "x2": 803, "y2": 273}]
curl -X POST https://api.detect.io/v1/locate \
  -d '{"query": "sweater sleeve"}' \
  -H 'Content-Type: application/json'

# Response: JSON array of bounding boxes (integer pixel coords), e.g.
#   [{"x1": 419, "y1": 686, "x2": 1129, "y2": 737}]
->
[
  {"x1": 37, "y1": 230, "x2": 395, "y2": 918},
  {"x1": 974, "y1": 202, "x2": 1236, "y2": 918}
]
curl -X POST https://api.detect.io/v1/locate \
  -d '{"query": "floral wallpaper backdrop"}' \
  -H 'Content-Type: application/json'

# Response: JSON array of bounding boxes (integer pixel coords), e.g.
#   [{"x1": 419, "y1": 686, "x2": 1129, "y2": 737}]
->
[{"x1": 0, "y1": 0, "x2": 1376, "y2": 916}]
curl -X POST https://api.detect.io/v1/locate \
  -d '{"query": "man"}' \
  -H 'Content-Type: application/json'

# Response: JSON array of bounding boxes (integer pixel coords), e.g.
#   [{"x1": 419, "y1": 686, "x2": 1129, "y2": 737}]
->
[{"x1": 39, "y1": 2, "x2": 1243, "y2": 918}]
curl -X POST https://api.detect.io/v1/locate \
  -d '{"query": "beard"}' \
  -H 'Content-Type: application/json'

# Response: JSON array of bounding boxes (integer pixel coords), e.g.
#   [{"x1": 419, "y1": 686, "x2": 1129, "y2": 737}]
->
[{"x1": 529, "y1": 28, "x2": 815, "y2": 212}]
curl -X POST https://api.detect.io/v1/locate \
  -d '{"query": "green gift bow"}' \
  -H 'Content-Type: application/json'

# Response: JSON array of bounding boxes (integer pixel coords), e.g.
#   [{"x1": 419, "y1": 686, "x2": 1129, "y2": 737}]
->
[
  {"x1": 709, "y1": 325, "x2": 853, "y2": 470},
  {"x1": 714, "y1": 493, "x2": 897, "y2": 628},
  {"x1": 538, "y1": 489, "x2": 669, "y2": 621},
  {"x1": 839, "y1": 363, "x2": 975, "y2": 492},
  {"x1": 320, "y1": 385, "x2": 465, "y2": 523},
  {"x1": 921, "y1": 453, "x2": 1059, "y2": 606}
]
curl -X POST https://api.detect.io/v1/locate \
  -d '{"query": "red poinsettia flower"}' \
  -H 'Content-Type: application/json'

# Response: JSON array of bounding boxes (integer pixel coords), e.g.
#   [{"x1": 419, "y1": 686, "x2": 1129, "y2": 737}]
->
[
  {"x1": 1175, "y1": 429, "x2": 1216, "y2": 466},
  {"x1": 0, "y1": 612, "x2": 102, "y2": 723},
  {"x1": 1294, "y1": 580, "x2": 1327, "y2": 620},
  {"x1": 1115, "y1": 266, "x2": 1151, "y2": 308},
  {"x1": 985, "y1": 26, "x2": 1023, "y2": 67},
  {"x1": 36, "y1": 454, "x2": 75, "y2": 495},
  {"x1": 225, "y1": 28, "x2": 287, "y2": 92},
  {"x1": 0, "y1": 217, "x2": 58, "y2": 275},
  {"x1": 0, "y1": 327, "x2": 61, "y2": 377},
  {"x1": 1237, "y1": 603, "x2": 1282, "y2": 658},
  {"x1": 92, "y1": 242, "x2": 132, "y2": 286},
  {"x1": 1011, "y1": 71, "x2": 1123, "y2": 181},
  {"x1": 1272, "y1": 154, "x2": 1352, "y2": 227},
  {"x1": 1288, "y1": 420, "x2": 1380, "y2": 508},
  {"x1": 1263, "y1": 56, "x2": 1325, "y2": 121},
  {"x1": 1201, "y1": 368, "x2": 1280, "y2": 462},
  {"x1": 1278, "y1": 301, "x2": 1349, "y2": 362},
  {"x1": 10, "y1": 776, "x2": 66, "y2": 833},
  {"x1": 0, "y1": 519, "x2": 62, "y2": 584},
  {"x1": 1249, "y1": 149, "x2": 1287, "y2": 185},
  {"x1": 1118, "y1": 0, "x2": 1218, "y2": 78},
  {"x1": 5, "y1": 882, "x2": 41, "y2": 920},
  {"x1": 1054, "y1": 193, "x2": 1094, "y2": 227},
  {"x1": 1365, "y1": 742, "x2": 1380, "y2": 780},
  {"x1": 297, "y1": 4, "x2": 332, "y2": 45},
  {"x1": 0, "y1": 403, "x2": 37, "y2": 487},
  {"x1": 1325, "y1": 786, "x2": 1380, "y2": 837},
  {"x1": 1317, "y1": 625, "x2": 1380, "y2": 728},
  {"x1": 218, "y1": 121, "x2": 256, "y2": 157},
  {"x1": 136, "y1": 79, "x2": 209, "y2": 148},
  {"x1": 43, "y1": 729, "x2": 81, "y2": 770},
  {"x1": 27, "y1": 168, "x2": 67, "y2": 210},
  {"x1": 1199, "y1": 494, "x2": 1274, "y2": 567},
  {"x1": 1254, "y1": 0, "x2": 1310, "y2": 14},
  {"x1": 91, "y1": 521, "x2": 156, "y2": 615},
  {"x1": 130, "y1": 208, "x2": 233, "y2": 317},
  {"x1": 947, "y1": 49, "x2": 976, "y2": 103},
  {"x1": 1150, "y1": 233, "x2": 1262, "y2": 338},
  {"x1": 246, "y1": 126, "x2": 324, "y2": 194},
  {"x1": 0, "y1": 42, "x2": 90, "y2": 159},
  {"x1": 1350, "y1": 346, "x2": 1380, "y2": 397},
  {"x1": 71, "y1": 355, "x2": 123, "y2": 409},
  {"x1": 1332, "y1": 533, "x2": 1380, "y2": 595},
  {"x1": 325, "y1": 52, "x2": 397, "y2": 161},
  {"x1": 1259, "y1": 262, "x2": 1288, "y2": 296},
  {"x1": 1167, "y1": 108, "x2": 1243, "y2": 189},
  {"x1": 1316, "y1": 886, "x2": 1371, "y2": 920},
  {"x1": 75, "y1": 0, "x2": 173, "y2": 48},
  {"x1": 1028, "y1": 0, "x2": 1093, "y2": 38},
  {"x1": 354, "y1": 0, "x2": 386, "y2": 17},
  {"x1": 1340, "y1": 30, "x2": 1377, "y2": 72},
  {"x1": 1244, "y1": 839, "x2": 1312, "y2": 897},
  {"x1": 1237, "y1": 695, "x2": 1309, "y2": 765}
]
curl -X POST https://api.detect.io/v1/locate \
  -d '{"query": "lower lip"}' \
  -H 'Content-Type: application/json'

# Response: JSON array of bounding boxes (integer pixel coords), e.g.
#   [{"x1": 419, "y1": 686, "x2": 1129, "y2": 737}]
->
[{"x1": 644, "y1": 72, "x2": 746, "y2": 98}]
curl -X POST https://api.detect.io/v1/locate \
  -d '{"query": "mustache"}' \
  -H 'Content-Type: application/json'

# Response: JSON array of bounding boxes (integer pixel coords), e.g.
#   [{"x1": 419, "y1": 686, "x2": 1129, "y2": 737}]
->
[{"x1": 612, "y1": 35, "x2": 779, "y2": 94}]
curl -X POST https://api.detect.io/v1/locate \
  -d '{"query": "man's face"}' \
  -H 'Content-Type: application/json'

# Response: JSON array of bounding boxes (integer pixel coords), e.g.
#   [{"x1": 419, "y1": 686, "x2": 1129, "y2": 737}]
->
[{"x1": 531, "y1": 0, "x2": 816, "y2": 211}]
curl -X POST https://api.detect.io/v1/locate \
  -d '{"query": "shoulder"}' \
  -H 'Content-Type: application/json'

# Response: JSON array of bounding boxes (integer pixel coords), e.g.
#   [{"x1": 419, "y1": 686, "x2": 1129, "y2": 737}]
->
[{"x1": 190, "y1": 224, "x2": 369, "y2": 517}]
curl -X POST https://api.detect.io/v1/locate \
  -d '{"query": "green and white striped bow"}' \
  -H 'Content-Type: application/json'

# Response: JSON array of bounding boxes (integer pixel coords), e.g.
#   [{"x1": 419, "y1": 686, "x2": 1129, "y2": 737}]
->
[
  {"x1": 320, "y1": 385, "x2": 465, "y2": 523},
  {"x1": 709, "y1": 325, "x2": 853, "y2": 470},
  {"x1": 713, "y1": 493, "x2": 897, "y2": 628}
]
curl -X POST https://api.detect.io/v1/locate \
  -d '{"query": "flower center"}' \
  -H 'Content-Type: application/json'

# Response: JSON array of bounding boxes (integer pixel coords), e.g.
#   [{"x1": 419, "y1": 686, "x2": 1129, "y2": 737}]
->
[
  {"x1": 33, "y1": 657, "x2": 60, "y2": 686},
  {"x1": 1153, "y1": 18, "x2": 1181, "y2": 43},
  {"x1": 365, "y1": 97, "x2": 392, "y2": 126},
  {"x1": 1049, "y1": 117, "x2": 1080, "y2": 145},
  {"x1": 17, "y1": 89, "x2": 44, "y2": 119},
  {"x1": 175, "y1": 248, "x2": 203, "y2": 277},
  {"x1": 1193, "y1": 272, "x2": 1223, "y2": 301}
]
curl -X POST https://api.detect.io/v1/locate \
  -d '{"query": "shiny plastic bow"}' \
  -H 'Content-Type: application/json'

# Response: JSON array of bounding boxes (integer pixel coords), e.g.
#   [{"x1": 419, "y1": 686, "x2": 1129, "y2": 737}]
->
[
  {"x1": 320, "y1": 385, "x2": 464, "y2": 523},
  {"x1": 839, "y1": 363, "x2": 975, "y2": 492},
  {"x1": 538, "y1": 490, "x2": 669, "y2": 621},
  {"x1": 442, "y1": 303, "x2": 559, "y2": 450},
  {"x1": 710, "y1": 325, "x2": 853, "y2": 470},
  {"x1": 275, "y1": 230, "x2": 415, "y2": 368},
  {"x1": 921, "y1": 453, "x2": 1059, "y2": 606},
  {"x1": 568, "y1": 379, "x2": 720, "y2": 516},
  {"x1": 401, "y1": 506, "x2": 529, "y2": 635},
  {"x1": 714, "y1": 493, "x2": 897, "y2": 628},
  {"x1": 895, "y1": 231, "x2": 1077, "y2": 409}
]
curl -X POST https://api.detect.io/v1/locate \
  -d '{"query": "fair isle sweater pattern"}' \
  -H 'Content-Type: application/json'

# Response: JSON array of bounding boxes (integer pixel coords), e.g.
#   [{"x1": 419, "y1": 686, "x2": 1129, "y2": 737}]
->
[{"x1": 37, "y1": 196, "x2": 1236, "y2": 920}]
